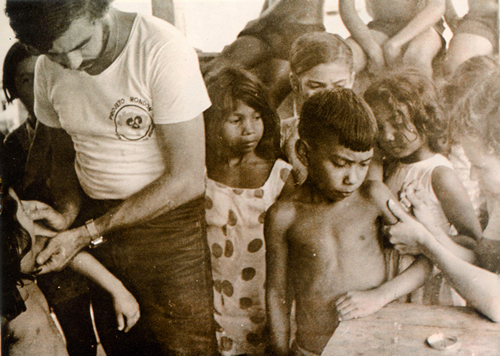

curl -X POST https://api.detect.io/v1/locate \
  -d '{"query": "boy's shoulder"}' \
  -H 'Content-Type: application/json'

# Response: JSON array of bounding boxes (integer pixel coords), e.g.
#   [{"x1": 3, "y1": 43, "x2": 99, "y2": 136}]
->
[{"x1": 359, "y1": 180, "x2": 398, "y2": 224}]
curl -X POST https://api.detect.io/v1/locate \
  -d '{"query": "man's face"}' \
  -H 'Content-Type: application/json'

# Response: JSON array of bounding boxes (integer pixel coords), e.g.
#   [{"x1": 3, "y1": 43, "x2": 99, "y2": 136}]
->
[
  {"x1": 46, "y1": 15, "x2": 105, "y2": 72},
  {"x1": 304, "y1": 136, "x2": 373, "y2": 201}
]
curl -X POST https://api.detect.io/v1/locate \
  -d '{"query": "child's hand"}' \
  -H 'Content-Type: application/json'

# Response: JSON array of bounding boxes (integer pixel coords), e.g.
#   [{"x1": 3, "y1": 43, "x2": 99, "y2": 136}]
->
[
  {"x1": 112, "y1": 289, "x2": 140, "y2": 332},
  {"x1": 21, "y1": 199, "x2": 69, "y2": 231},
  {"x1": 366, "y1": 45, "x2": 385, "y2": 75},
  {"x1": 383, "y1": 40, "x2": 403, "y2": 67},
  {"x1": 401, "y1": 181, "x2": 441, "y2": 234},
  {"x1": 335, "y1": 289, "x2": 388, "y2": 321}
]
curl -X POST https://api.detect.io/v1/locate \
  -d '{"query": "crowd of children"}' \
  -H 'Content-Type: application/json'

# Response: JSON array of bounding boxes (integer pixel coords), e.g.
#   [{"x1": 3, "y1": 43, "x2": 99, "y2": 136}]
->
[{"x1": 2, "y1": 1, "x2": 499, "y2": 355}]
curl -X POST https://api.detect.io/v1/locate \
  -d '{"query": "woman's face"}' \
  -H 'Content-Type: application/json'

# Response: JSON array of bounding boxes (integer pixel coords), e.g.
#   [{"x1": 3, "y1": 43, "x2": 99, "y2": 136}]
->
[
  {"x1": 15, "y1": 55, "x2": 38, "y2": 115},
  {"x1": 462, "y1": 137, "x2": 500, "y2": 197},
  {"x1": 293, "y1": 62, "x2": 354, "y2": 106}
]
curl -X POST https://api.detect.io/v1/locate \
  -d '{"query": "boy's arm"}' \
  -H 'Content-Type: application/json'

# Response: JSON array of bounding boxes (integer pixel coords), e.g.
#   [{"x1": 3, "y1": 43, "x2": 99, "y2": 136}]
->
[
  {"x1": 69, "y1": 252, "x2": 140, "y2": 332},
  {"x1": 336, "y1": 255, "x2": 432, "y2": 320},
  {"x1": 265, "y1": 202, "x2": 293, "y2": 355},
  {"x1": 338, "y1": 0, "x2": 385, "y2": 71},
  {"x1": 383, "y1": 0, "x2": 445, "y2": 65}
]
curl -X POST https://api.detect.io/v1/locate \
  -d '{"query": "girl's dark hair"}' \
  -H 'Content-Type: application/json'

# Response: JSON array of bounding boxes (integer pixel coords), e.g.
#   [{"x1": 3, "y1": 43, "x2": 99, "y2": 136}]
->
[
  {"x1": 299, "y1": 88, "x2": 378, "y2": 152},
  {"x1": 1, "y1": 186, "x2": 33, "y2": 321},
  {"x1": 290, "y1": 32, "x2": 353, "y2": 75},
  {"x1": 203, "y1": 67, "x2": 281, "y2": 166},
  {"x1": 5, "y1": 0, "x2": 113, "y2": 54},
  {"x1": 364, "y1": 69, "x2": 448, "y2": 154},
  {"x1": 2, "y1": 42, "x2": 33, "y2": 104},
  {"x1": 451, "y1": 71, "x2": 500, "y2": 157}
]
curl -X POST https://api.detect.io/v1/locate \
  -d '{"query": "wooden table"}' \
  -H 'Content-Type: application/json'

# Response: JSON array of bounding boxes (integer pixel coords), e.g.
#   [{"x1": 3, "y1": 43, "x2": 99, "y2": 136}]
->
[{"x1": 323, "y1": 303, "x2": 500, "y2": 355}]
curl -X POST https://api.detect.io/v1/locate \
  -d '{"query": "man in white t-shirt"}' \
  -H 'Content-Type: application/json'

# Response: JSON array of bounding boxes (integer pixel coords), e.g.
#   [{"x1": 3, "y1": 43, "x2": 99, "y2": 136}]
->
[{"x1": 6, "y1": 1, "x2": 217, "y2": 354}]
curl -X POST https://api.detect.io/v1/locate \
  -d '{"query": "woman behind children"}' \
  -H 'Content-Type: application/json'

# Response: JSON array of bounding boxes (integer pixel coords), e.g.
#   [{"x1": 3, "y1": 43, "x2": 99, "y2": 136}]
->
[
  {"x1": 364, "y1": 69, "x2": 482, "y2": 305},
  {"x1": 280, "y1": 32, "x2": 355, "y2": 184},
  {"x1": 204, "y1": 67, "x2": 293, "y2": 355}
]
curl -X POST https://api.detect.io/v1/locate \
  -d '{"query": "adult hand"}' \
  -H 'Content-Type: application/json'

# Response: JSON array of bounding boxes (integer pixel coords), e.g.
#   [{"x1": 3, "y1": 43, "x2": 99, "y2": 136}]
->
[
  {"x1": 400, "y1": 181, "x2": 442, "y2": 234},
  {"x1": 21, "y1": 200, "x2": 70, "y2": 231},
  {"x1": 35, "y1": 226, "x2": 90, "y2": 274},
  {"x1": 387, "y1": 199, "x2": 432, "y2": 255},
  {"x1": 383, "y1": 40, "x2": 403, "y2": 67}
]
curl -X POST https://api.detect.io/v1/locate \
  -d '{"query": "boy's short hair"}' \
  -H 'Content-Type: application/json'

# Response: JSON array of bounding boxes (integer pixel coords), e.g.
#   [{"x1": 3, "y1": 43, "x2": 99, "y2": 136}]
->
[
  {"x1": 298, "y1": 89, "x2": 377, "y2": 152},
  {"x1": 290, "y1": 32, "x2": 353, "y2": 75},
  {"x1": 364, "y1": 69, "x2": 448, "y2": 154},
  {"x1": 451, "y1": 72, "x2": 500, "y2": 156},
  {"x1": 3, "y1": 42, "x2": 33, "y2": 104},
  {"x1": 6, "y1": 0, "x2": 113, "y2": 54}
]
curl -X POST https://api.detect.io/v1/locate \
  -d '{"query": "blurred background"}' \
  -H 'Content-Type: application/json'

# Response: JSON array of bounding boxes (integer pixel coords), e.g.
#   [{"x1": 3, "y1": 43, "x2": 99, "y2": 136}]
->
[{"x1": 0, "y1": 0, "x2": 469, "y2": 134}]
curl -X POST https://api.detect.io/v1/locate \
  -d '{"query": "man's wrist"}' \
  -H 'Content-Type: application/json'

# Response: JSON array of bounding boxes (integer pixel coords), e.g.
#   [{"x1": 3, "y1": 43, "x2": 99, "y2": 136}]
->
[{"x1": 84, "y1": 219, "x2": 105, "y2": 248}]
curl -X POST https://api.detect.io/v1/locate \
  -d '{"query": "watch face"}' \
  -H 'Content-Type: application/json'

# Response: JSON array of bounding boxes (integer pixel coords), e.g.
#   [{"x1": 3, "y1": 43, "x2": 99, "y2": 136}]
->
[{"x1": 90, "y1": 236, "x2": 105, "y2": 248}]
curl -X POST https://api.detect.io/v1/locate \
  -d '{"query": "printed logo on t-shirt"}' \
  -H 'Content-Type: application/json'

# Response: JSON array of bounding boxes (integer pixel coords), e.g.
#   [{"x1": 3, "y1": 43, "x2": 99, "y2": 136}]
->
[{"x1": 109, "y1": 97, "x2": 154, "y2": 141}]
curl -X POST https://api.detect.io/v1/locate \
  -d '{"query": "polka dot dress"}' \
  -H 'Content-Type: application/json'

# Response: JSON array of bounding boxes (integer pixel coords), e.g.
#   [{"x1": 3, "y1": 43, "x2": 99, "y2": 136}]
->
[{"x1": 206, "y1": 159, "x2": 291, "y2": 355}]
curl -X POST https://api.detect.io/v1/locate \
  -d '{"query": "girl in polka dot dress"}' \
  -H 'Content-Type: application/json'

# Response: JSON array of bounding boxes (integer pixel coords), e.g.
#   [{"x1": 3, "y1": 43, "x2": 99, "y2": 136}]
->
[{"x1": 204, "y1": 67, "x2": 294, "y2": 355}]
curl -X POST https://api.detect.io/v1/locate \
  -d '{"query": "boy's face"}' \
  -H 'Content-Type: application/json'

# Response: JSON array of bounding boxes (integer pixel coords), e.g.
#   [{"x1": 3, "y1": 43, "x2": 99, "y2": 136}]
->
[
  {"x1": 45, "y1": 14, "x2": 106, "y2": 72},
  {"x1": 303, "y1": 136, "x2": 373, "y2": 201},
  {"x1": 462, "y1": 137, "x2": 500, "y2": 197},
  {"x1": 15, "y1": 55, "x2": 38, "y2": 115},
  {"x1": 293, "y1": 62, "x2": 354, "y2": 106}
]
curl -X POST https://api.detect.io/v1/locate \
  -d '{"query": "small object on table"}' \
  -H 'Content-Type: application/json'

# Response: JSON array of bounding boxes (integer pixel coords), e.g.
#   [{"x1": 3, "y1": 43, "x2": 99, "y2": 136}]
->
[{"x1": 426, "y1": 333, "x2": 460, "y2": 351}]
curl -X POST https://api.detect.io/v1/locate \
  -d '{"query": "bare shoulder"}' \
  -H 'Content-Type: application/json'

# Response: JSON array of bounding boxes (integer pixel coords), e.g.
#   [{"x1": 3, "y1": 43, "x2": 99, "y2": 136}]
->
[
  {"x1": 265, "y1": 195, "x2": 297, "y2": 237},
  {"x1": 359, "y1": 180, "x2": 398, "y2": 224}
]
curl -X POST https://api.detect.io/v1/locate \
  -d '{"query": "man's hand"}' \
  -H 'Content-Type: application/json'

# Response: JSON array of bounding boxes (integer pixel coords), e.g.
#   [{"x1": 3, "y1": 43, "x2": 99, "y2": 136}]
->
[
  {"x1": 22, "y1": 200, "x2": 70, "y2": 231},
  {"x1": 35, "y1": 225, "x2": 90, "y2": 274}
]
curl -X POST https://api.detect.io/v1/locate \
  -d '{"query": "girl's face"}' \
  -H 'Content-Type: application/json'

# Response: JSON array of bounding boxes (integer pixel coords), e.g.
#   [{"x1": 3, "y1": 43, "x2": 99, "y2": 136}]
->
[
  {"x1": 15, "y1": 55, "x2": 38, "y2": 115},
  {"x1": 371, "y1": 102, "x2": 425, "y2": 161},
  {"x1": 462, "y1": 137, "x2": 500, "y2": 197},
  {"x1": 220, "y1": 100, "x2": 264, "y2": 156},
  {"x1": 293, "y1": 62, "x2": 354, "y2": 104}
]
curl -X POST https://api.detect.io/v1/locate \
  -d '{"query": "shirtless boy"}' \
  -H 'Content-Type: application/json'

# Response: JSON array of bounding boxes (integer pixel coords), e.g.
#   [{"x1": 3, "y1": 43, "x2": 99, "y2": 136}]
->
[
  {"x1": 339, "y1": 0, "x2": 445, "y2": 77},
  {"x1": 265, "y1": 89, "x2": 432, "y2": 356}
]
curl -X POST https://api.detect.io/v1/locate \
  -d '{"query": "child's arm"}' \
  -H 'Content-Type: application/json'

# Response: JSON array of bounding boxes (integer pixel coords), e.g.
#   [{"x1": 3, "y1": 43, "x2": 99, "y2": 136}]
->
[
  {"x1": 431, "y1": 166, "x2": 483, "y2": 243},
  {"x1": 265, "y1": 202, "x2": 294, "y2": 355},
  {"x1": 335, "y1": 254, "x2": 432, "y2": 320},
  {"x1": 444, "y1": 0, "x2": 460, "y2": 32},
  {"x1": 69, "y1": 252, "x2": 140, "y2": 332},
  {"x1": 339, "y1": 0, "x2": 385, "y2": 72},
  {"x1": 383, "y1": 0, "x2": 445, "y2": 66}
]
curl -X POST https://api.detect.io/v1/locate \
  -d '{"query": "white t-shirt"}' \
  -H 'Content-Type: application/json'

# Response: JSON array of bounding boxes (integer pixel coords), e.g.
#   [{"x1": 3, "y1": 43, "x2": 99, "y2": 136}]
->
[{"x1": 35, "y1": 13, "x2": 210, "y2": 200}]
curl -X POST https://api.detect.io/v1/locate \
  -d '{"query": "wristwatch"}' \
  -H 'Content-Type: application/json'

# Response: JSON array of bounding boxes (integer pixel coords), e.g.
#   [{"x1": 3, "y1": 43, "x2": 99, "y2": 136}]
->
[{"x1": 85, "y1": 219, "x2": 105, "y2": 248}]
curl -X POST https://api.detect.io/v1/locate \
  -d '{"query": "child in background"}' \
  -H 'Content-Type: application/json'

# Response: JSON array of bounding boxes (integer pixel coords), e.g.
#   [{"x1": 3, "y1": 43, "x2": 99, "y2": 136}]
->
[
  {"x1": 364, "y1": 70, "x2": 482, "y2": 305},
  {"x1": 266, "y1": 89, "x2": 432, "y2": 356},
  {"x1": 1, "y1": 187, "x2": 140, "y2": 356},
  {"x1": 203, "y1": 67, "x2": 293, "y2": 355},
  {"x1": 339, "y1": 0, "x2": 445, "y2": 78},
  {"x1": 280, "y1": 32, "x2": 355, "y2": 184},
  {"x1": 444, "y1": 0, "x2": 498, "y2": 77}
]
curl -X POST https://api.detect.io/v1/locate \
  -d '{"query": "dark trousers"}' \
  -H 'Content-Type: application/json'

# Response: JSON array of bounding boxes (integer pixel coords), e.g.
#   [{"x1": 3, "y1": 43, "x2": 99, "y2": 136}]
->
[{"x1": 86, "y1": 196, "x2": 218, "y2": 356}]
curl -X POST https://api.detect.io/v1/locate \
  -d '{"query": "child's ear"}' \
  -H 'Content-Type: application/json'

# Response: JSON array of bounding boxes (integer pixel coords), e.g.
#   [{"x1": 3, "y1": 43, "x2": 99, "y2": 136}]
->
[
  {"x1": 290, "y1": 73, "x2": 300, "y2": 93},
  {"x1": 296, "y1": 139, "x2": 310, "y2": 167}
]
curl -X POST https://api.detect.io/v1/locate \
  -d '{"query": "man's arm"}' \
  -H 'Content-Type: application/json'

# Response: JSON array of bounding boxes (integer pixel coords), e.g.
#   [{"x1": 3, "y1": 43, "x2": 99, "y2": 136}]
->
[
  {"x1": 265, "y1": 202, "x2": 293, "y2": 355},
  {"x1": 36, "y1": 115, "x2": 206, "y2": 273}
]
